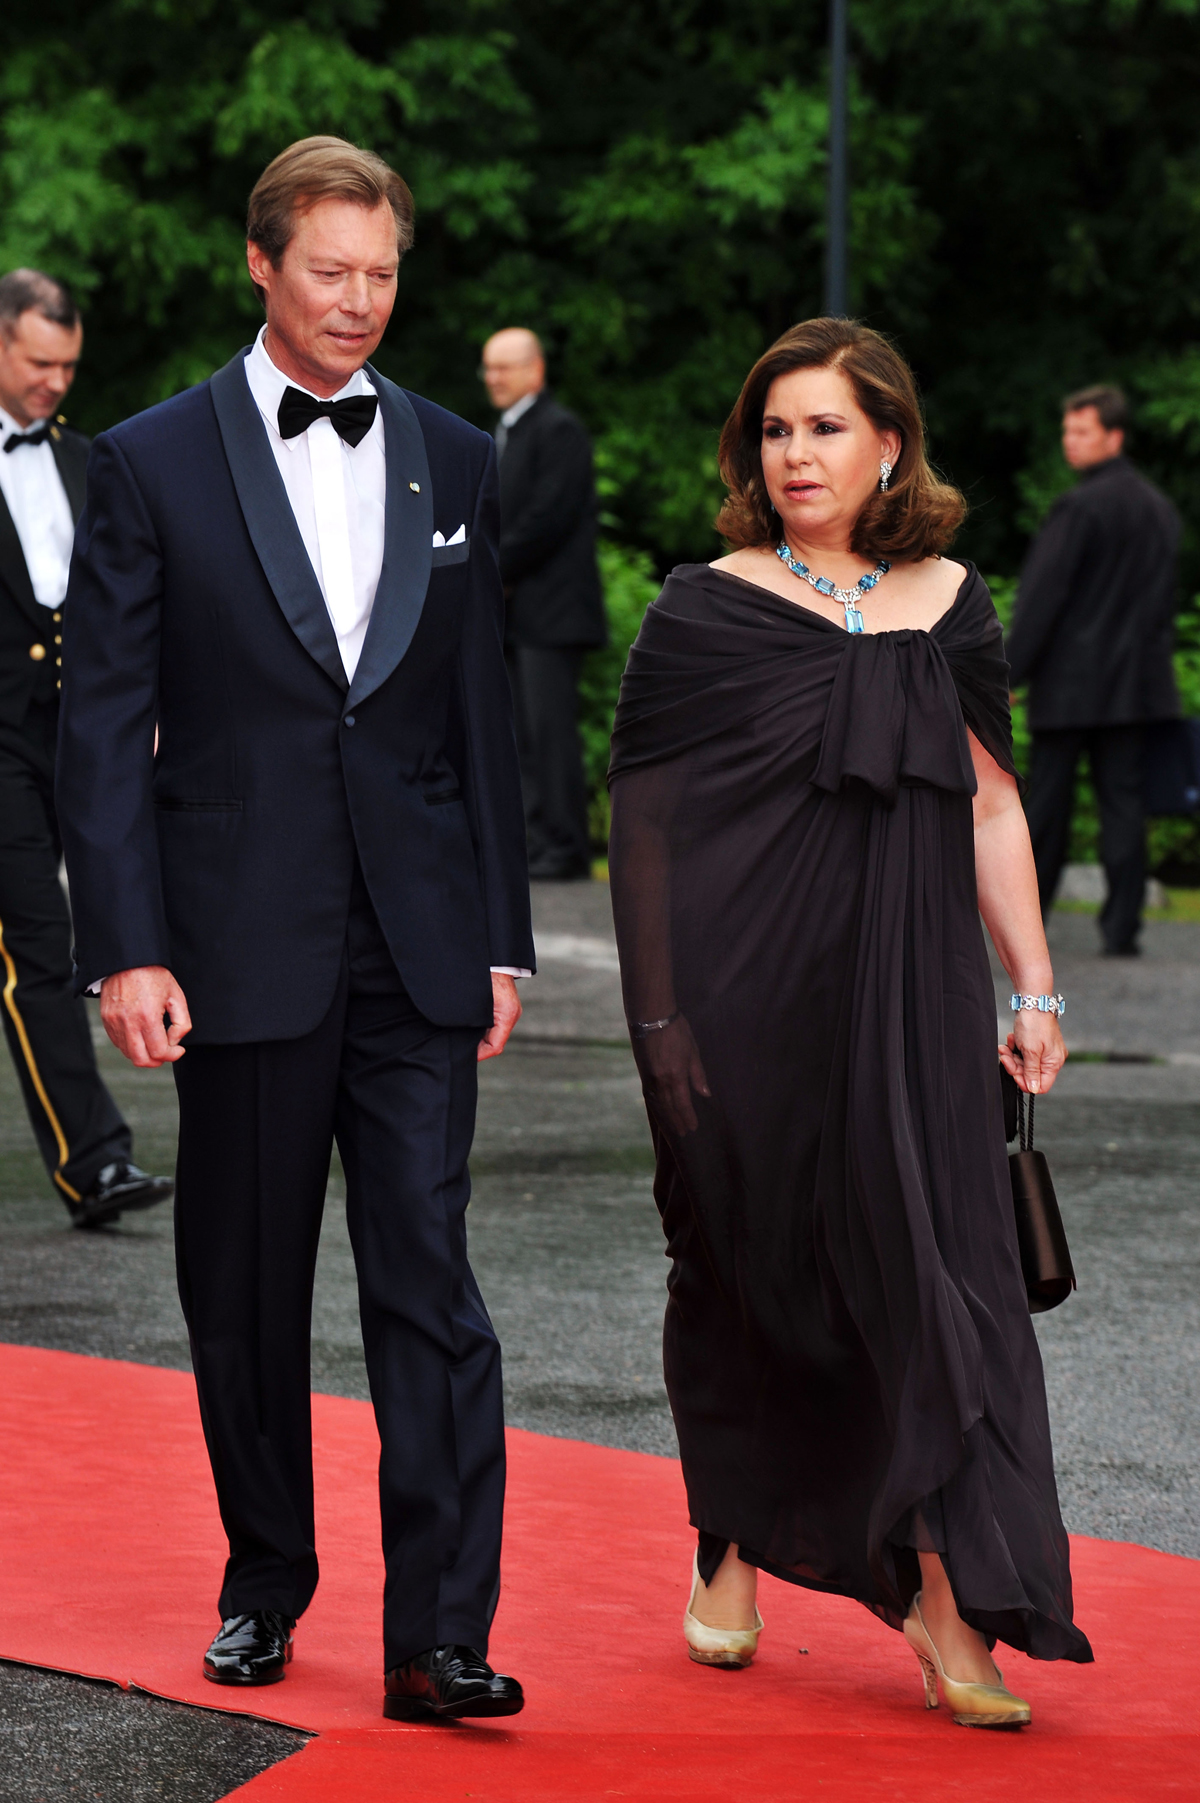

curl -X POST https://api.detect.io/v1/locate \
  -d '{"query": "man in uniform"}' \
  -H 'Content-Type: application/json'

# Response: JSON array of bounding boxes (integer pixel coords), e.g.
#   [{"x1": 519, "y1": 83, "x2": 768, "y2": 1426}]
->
[{"x1": 0, "y1": 268, "x2": 172, "y2": 1223}]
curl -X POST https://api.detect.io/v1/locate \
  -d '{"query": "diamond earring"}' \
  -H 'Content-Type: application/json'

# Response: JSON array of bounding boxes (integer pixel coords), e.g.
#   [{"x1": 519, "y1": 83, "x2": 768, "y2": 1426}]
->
[{"x1": 879, "y1": 460, "x2": 893, "y2": 493}]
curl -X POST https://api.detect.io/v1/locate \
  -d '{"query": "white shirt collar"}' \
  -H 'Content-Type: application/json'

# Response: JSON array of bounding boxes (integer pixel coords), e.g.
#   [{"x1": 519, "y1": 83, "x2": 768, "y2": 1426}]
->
[
  {"x1": 499, "y1": 389, "x2": 541, "y2": 430},
  {"x1": 245, "y1": 325, "x2": 376, "y2": 447},
  {"x1": 0, "y1": 403, "x2": 48, "y2": 444}
]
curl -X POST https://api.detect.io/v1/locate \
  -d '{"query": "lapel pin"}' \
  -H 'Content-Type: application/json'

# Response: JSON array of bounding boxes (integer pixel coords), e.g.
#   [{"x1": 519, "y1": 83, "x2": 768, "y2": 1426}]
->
[{"x1": 409, "y1": 481, "x2": 421, "y2": 492}]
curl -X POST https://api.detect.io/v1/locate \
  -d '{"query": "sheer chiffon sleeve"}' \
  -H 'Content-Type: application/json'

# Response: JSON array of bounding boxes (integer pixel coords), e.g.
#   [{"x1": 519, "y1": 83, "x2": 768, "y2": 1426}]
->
[
  {"x1": 937, "y1": 572, "x2": 1022, "y2": 785},
  {"x1": 608, "y1": 757, "x2": 712, "y2": 1137}
]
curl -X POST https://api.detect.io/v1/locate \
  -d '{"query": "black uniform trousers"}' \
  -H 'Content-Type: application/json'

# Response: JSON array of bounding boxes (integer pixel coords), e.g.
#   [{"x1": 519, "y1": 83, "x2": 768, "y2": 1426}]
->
[
  {"x1": 1026, "y1": 725, "x2": 1146, "y2": 953},
  {"x1": 0, "y1": 699, "x2": 131, "y2": 1203},
  {"x1": 172, "y1": 872, "x2": 504, "y2": 1671},
  {"x1": 506, "y1": 644, "x2": 590, "y2": 873}
]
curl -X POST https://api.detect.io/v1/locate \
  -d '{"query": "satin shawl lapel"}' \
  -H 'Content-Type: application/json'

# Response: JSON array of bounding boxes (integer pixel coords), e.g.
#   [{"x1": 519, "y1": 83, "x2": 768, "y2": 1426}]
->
[
  {"x1": 347, "y1": 369, "x2": 432, "y2": 708},
  {"x1": 51, "y1": 433, "x2": 88, "y2": 521},
  {"x1": 209, "y1": 351, "x2": 348, "y2": 694},
  {"x1": 0, "y1": 489, "x2": 42, "y2": 627}
]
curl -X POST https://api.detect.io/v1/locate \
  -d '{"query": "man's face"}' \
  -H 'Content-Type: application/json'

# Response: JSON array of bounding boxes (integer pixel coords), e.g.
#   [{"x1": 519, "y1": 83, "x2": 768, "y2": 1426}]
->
[
  {"x1": 1062, "y1": 406, "x2": 1124, "y2": 471},
  {"x1": 481, "y1": 332, "x2": 545, "y2": 412},
  {"x1": 0, "y1": 311, "x2": 83, "y2": 428},
  {"x1": 247, "y1": 198, "x2": 400, "y2": 397}
]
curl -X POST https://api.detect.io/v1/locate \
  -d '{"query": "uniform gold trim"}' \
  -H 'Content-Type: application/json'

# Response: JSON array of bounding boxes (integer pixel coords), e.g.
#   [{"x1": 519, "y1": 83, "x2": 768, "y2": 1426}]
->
[{"x1": 0, "y1": 915, "x2": 81, "y2": 1200}]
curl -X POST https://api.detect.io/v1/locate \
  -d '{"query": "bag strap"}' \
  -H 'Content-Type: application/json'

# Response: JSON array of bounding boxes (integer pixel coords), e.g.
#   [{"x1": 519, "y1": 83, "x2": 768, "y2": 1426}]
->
[{"x1": 1016, "y1": 1087, "x2": 1035, "y2": 1152}]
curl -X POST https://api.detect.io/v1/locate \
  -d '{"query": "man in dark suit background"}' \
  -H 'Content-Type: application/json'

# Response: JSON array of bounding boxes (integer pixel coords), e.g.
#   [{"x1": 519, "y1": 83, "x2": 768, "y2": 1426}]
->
[
  {"x1": 482, "y1": 328, "x2": 606, "y2": 881},
  {"x1": 1007, "y1": 384, "x2": 1180, "y2": 956},
  {"x1": 57, "y1": 138, "x2": 533, "y2": 1717},
  {"x1": 0, "y1": 268, "x2": 170, "y2": 1225}
]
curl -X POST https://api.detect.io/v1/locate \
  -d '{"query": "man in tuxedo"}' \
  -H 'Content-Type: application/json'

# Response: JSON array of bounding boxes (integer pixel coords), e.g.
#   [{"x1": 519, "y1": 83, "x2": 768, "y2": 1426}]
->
[
  {"x1": 1008, "y1": 385, "x2": 1180, "y2": 955},
  {"x1": 0, "y1": 268, "x2": 171, "y2": 1225},
  {"x1": 482, "y1": 328, "x2": 606, "y2": 880},
  {"x1": 57, "y1": 138, "x2": 534, "y2": 1717}
]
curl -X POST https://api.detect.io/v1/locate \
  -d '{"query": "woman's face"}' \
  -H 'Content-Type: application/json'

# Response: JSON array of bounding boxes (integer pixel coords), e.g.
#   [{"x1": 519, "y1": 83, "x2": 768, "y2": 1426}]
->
[{"x1": 760, "y1": 364, "x2": 900, "y2": 547}]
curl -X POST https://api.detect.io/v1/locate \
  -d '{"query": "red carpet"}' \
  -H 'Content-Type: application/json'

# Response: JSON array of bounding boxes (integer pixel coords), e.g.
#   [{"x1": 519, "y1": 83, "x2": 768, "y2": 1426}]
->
[{"x1": 0, "y1": 1342, "x2": 1196, "y2": 1800}]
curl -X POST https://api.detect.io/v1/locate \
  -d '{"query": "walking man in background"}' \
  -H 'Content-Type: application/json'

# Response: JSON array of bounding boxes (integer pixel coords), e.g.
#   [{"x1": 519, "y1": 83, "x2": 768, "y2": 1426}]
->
[
  {"x1": 1007, "y1": 384, "x2": 1180, "y2": 955},
  {"x1": 482, "y1": 328, "x2": 606, "y2": 881},
  {"x1": 0, "y1": 268, "x2": 171, "y2": 1225}
]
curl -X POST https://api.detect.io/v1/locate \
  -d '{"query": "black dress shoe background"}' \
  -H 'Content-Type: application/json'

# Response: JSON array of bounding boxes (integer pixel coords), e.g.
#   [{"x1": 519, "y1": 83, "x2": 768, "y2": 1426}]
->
[
  {"x1": 203, "y1": 1610, "x2": 295, "y2": 1686},
  {"x1": 70, "y1": 1160, "x2": 174, "y2": 1230},
  {"x1": 384, "y1": 1645, "x2": 524, "y2": 1720}
]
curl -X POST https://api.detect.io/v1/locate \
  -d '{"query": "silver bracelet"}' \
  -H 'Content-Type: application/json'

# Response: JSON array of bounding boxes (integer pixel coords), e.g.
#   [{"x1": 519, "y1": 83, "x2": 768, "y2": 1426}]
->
[
  {"x1": 1010, "y1": 992, "x2": 1065, "y2": 1018},
  {"x1": 633, "y1": 1010, "x2": 679, "y2": 1038}
]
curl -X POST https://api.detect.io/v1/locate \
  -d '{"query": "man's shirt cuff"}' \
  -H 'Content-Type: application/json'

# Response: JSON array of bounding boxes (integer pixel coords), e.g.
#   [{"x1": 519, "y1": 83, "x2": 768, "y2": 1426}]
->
[{"x1": 92, "y1": 967, "x2": 534, "y2": 994}]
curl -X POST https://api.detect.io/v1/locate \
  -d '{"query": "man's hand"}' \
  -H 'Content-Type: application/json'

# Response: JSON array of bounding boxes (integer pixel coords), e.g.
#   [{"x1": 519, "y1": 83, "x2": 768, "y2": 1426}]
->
[
  {"x1": 478, "y1": 972, "x2": 521, "y2": 1062},
  {"x1": 100, "y1": 966, "x2": 192, "y2": 1068}
]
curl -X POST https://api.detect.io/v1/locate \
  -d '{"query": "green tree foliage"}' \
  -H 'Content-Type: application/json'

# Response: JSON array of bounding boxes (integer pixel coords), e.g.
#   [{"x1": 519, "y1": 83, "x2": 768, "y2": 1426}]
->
[
  {"x1": 5, "y1": 0, "x2": 1200, "y2": 848},
  {"x1": 578, "y1": 542, "x2": 661, "y2": 846}
]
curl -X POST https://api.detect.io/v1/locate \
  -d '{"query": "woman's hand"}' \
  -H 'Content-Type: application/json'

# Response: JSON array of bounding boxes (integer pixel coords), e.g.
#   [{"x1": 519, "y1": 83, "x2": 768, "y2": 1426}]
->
[
  {"x1": 1000, "y1": 1010, "x2": 1067, "y2": 1095},
  {"x1": 970, "y1": 730, "x2": 1068, "y2": 1098},
  {"x1": 634, "y1": 1014, "x2": 711, "y2": 1136}
]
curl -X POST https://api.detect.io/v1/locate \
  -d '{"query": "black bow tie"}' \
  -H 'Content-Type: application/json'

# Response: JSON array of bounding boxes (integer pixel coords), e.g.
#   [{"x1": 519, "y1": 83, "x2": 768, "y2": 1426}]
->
[
  {"x1": 276, "y1": 388, "x2": 378, "y2": 448},
  {"x1": 4, "y1": 426, "x2": 51, "y2": 453}
]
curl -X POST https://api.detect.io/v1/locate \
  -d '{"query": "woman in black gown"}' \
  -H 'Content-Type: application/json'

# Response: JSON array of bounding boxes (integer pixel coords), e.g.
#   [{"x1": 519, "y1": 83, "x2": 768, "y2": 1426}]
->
[{"x1": 607, "y1": 319, "x2": 1091, "y2": 1727}]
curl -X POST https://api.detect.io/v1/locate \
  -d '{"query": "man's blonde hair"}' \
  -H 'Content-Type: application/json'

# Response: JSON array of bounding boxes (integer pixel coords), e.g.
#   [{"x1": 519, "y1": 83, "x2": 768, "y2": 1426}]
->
[{"x1": 246, "y1": 136, "x2": 415, "y2": 298}]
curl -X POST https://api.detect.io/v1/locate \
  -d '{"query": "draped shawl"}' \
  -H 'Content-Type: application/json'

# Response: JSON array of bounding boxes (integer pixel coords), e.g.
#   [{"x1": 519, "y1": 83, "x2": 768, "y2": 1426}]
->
[{"x1": 607, "y1": 563, "x2": 1090, "y2": 1664}]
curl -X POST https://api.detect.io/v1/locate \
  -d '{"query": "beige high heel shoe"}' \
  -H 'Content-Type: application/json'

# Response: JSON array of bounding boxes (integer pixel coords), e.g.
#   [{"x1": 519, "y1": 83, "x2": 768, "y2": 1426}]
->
[
  {"x1": 683, "y1": 1552, "x2": 764, "y2": 1668},
  {"x1": 904, "y1": 1594, "x2": 1031, "y2": 1728}
]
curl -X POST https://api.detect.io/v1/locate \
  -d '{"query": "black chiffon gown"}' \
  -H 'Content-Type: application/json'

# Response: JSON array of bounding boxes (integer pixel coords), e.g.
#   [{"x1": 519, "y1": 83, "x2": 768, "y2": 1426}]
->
[{"x1": 607, "y1": 562, "x2": 1092, "y2": 1664}]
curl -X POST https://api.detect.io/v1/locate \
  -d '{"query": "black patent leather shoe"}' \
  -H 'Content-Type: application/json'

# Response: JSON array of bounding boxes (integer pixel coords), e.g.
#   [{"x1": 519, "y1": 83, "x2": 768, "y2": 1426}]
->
[
  {"x1": 70, "y1": 1161, "x2": 174, "y2": 1230},
  {"x1": 203, "y1": 1611, "x2": 295, "y2": 1686},
  {"x1": 383, "y1": 1645, "x2": 524, "y2": 1720}
]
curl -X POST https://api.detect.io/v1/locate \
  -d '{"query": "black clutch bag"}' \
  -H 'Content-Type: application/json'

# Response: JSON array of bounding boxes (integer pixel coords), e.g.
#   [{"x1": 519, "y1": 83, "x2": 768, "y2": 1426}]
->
[{"x1": 1000, "y1": 1069, "x2": 1076, "y2": 1314}]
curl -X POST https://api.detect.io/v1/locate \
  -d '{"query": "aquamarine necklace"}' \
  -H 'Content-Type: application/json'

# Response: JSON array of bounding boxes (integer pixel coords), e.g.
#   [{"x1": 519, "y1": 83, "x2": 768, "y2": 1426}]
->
[{"x1": 776, "y1": 541, "x2": 890, "y2": 634}]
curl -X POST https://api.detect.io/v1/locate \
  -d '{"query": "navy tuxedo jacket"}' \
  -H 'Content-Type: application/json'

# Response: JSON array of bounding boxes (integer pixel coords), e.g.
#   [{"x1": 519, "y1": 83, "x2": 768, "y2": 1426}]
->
[{"x1": 56, "y1": 350, "x2": 534, "y2": 1042}]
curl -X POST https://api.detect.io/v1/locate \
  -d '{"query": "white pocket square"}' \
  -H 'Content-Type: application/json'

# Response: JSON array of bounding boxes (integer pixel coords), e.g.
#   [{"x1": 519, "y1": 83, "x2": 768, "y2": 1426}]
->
[{"x1": 431, "y1": 524, "x2": 467, "y2": 547}]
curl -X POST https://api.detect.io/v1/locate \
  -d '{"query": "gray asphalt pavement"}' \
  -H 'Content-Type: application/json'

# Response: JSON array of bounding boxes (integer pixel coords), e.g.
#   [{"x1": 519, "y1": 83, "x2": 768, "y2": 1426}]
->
[
  {"x1": 0, "y1": 1665, "x2": 305, "y2": 1802},
  {"x1": 0, "y1": 880, "x2": 1198, "y2": 1798}
]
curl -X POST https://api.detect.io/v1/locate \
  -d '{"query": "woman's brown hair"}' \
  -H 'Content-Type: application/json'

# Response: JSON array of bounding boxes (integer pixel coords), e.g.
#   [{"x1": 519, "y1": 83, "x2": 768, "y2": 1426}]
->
[{"x1": 715, "y1": 318, "x2": 965, "y2": 563}]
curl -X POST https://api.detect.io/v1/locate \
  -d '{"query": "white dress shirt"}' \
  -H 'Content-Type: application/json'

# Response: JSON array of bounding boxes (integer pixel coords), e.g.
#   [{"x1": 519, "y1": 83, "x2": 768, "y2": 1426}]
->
[
  {"x1": 0, "y1": 404, "x2": 75, "y2": 607},
  {"x1": 244, "y1": 327, "x2": 385, "y2": 683},
  {"x1": 500, "y1": 389, "x2": 539, "y2": 431},
  {"x1": 494, "y1": 387, "x2": 540, "y2": 459}
]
